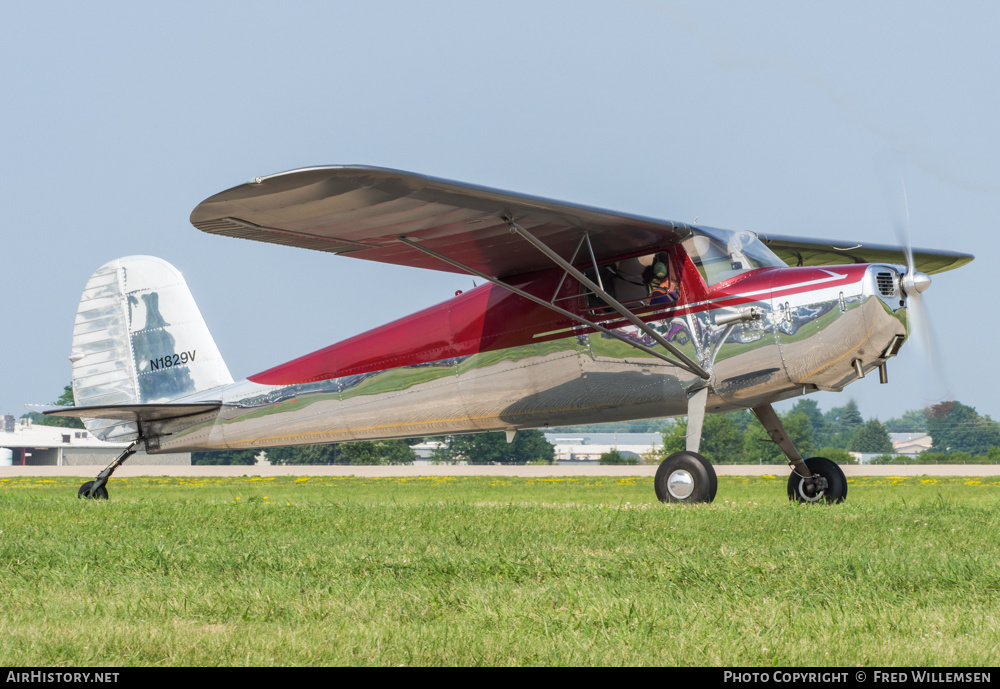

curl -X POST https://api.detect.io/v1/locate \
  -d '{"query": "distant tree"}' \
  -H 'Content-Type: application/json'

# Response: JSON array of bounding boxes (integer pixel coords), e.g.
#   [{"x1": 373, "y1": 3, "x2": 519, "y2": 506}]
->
[
  {"x1": 661, "y1": 418, "x2": 688, "y2": 456},
  {"x1": 640, "y1": 444, "x2": 661, "y2": 465},
  {"x1": 834, "y1": 399, "x2": 864, "y2": 447},
  {"x1": 599, "y1": 449, "x2": 639, "y2": 465},
  {"x1": 823, "y1": 399, "x2": 864, "y2": 448},
  {"x1": 905, "y1": 450, "x2": 997, "y2": 465},
  {"x1": 700, "y1": 414, "x2": 745, "y2": 462},
  {"x1": 742, "y1": 421, "x2": 782, "y2": 464},
  {"x1": 868, "y1": 448, "x2": 1000, "y2": 465},
  {"x1": 782, "y1": 412, "x2": 816, "y2": 459},
  {"x1": 885, "y1": 408, "x2": 928, "y2": 434},
  {"x1": 267, "y1": 444, "x2": 340, "y2": 465},
  {"x1": 721, "y1": 409, "x2": 754, "y2": 433},
  {"x1": 54, "y1": 386, "x2": 75, "y2": 407},
  {"x1": 660, "y1": 409, "x2": 813, "y2": 465},
  {"x1": 823, "y1": 404, "x2": 844, "y2": 430},
  {"x1": 547, "y1": 418, "x2": 673, "y2": 433},
  {"x1": 192, "y1": 449, "x2": 258, "y2": 465},
  {"x1": 815, "y1": 447, "x2": 857, "y2": 465},
  {"x1": 338, "y1": 440, "x2": 415, "y2": 465},
  {"x1": 740, "y1": 411, "x2": 815, "y2": 464},
  {"x1": 662, "y1": 412, "x2": 747, "y2": 461},
  {"x1": 790, "y1": 398, "x2": 831, "y2": 446},
  {"x1": 265, "y1": 440, "x2": 416, "y2": 465},
  {"x1": 433, "y1": 430, "x2": 554, "y2": 464},
  {"x1": 925, "y1": 401, "x2": 1000, "y2": 455},
  {"x1": 840, "y1": 399, "x2": 864, "y2": 429},
  {"x1": 849, "y1": 419, "x2": 894, "y2": 454},
  {"x1": 20, "y1": 384, "x2": 85, "y2": 429}
]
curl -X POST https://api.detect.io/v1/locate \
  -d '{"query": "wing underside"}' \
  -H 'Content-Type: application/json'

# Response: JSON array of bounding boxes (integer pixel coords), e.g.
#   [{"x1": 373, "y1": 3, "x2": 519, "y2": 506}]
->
[
  {"x1": 190, "y1": 166, "x2": 693, "y2": 278},
  {"x1": 191, "y1": 166, "x2": 973, "y2": 277}
]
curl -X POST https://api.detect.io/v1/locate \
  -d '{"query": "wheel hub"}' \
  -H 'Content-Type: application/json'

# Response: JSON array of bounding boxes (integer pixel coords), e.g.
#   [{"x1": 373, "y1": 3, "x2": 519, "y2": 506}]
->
[
  {"x1": 797, "y1": 474, "x2": 829, "y2": 502},
  {"x1": 667, "y1": 469, "x2": 695, "y2": 500}
]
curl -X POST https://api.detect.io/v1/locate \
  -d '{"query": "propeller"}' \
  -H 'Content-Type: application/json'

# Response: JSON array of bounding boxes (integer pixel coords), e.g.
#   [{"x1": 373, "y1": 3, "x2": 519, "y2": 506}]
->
[
  {"x1": 878, "y1": 160, "x2": 951, "y2": 402},
  {"x1": 897, "y1": 222, "x2": 936, "y2": 378}
]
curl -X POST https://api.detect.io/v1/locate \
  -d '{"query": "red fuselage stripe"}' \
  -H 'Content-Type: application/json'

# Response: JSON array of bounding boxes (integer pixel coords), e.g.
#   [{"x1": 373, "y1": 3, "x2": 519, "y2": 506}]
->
[{"x1": 248, "y1": 264, "x2": 867, "y2": 386}]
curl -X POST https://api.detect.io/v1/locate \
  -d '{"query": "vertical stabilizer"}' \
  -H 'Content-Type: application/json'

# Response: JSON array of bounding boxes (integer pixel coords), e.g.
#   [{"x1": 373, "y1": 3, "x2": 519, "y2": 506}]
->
[{"x1": 69, "y1": 256, "x2": 233, "y2": 440}]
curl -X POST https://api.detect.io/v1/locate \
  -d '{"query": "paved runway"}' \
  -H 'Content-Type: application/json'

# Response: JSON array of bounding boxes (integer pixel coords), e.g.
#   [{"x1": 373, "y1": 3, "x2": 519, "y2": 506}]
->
[{"x1": 3, "y1": 464, "x2": 999, "y2": 478}]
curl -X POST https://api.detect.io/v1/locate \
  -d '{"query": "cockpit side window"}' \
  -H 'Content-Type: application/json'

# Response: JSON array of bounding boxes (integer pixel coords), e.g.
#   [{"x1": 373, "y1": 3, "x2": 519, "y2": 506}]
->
[
  {"x1": 581, "y1": 244, "x2": 687, "y2": 311},
  {"x1": 682, "y1": 228, "x2": 785, "y2": 287}
]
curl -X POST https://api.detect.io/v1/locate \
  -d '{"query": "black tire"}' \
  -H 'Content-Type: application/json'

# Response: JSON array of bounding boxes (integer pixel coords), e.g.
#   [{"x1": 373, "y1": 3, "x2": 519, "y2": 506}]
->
[
  {"x1": 654, "y1": 451, "x2": 717, "y2": 503},
  {"x1": 787, "y1": 457, "x2": 847, "y2": 504},
  {"x1": 78, "y1": 480, "x2": 109, "y2": 500}
]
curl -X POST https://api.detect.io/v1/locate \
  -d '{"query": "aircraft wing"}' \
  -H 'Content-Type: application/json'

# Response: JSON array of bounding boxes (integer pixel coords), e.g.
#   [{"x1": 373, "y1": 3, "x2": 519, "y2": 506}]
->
[
  {"x1": 191, "y1": 166, "x2": 974, "y2": 278},
  {"x1": 190, "y1": 166, "x2": 694, "y2": 278},
  {"x1": 758, "y1": 233, "x2": 973, "y2": 275}
]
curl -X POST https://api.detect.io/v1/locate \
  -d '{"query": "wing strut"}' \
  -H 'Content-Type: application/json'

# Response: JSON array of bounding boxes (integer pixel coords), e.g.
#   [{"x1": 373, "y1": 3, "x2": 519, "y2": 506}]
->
[
  {"x1": 550, "y1": 232, "x2": 589, "y2": 302},
  {"x1": 397, "y1": 235, "x2": 710, "y2": 379},
  {"x1": 504, "y1": 219, "x2": 709, "y2": 379}
]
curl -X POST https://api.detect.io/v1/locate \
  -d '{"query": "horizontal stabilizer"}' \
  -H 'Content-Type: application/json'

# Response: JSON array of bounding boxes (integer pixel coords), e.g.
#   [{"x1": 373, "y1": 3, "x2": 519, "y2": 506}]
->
[{"x1": 43, "y1": 402, "x2": 222, "y2": 424}]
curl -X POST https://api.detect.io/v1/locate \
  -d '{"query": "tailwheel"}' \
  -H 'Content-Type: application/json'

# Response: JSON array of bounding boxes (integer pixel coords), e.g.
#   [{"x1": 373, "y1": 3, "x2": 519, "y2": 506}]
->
[
  {"x1": 654, "y1": 451, "x2": 717, "y2": 503},
  {"x1": 78, "y1": 480, "x2": 109, "y2": 500},
  {"x1": 74, "y1": 439, "x2": 139, "y2": 501},
  {"x1": 787, "y1": 456, "x2": 847, "y2": 504}
]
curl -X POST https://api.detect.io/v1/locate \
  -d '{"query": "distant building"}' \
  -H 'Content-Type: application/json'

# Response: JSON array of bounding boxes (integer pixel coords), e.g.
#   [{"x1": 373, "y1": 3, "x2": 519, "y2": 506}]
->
[
  {"x1": 847, "y1": 433, "x2": 933, "y2": 464},
  {"x1": 0, "y1": 415, "x2": 190, "y2": 466},
  {"x1": 406, "y1": 433, "x2": 662, "y2": 465},
  {"x1": 890, "y1": 432, "x2": 932, "y2": 455},
  {"x1": 544, "y1": 432, "x2": 661, "y2": 464},
  {"x1": 410, "y1": 440, "x2": 449, "y2": 466}
]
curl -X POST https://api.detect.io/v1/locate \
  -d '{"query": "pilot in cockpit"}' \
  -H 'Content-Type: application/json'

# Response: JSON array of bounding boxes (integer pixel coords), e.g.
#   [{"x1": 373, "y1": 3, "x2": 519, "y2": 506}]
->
[{"x1": 643, "y1": 252, "x2": 679, "y2": 305}]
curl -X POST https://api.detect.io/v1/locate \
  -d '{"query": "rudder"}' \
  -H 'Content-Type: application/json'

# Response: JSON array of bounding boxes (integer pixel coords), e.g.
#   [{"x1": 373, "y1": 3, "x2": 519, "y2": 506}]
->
[{"x1": 69, "y1": 256, "x2": 233, "y2": 440}]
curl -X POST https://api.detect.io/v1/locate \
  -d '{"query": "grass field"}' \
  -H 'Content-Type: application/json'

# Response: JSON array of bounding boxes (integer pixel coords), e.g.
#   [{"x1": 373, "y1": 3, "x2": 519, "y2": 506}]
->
[{"x1": 1, "y1": 474, "x2": 998, "y2": 666}]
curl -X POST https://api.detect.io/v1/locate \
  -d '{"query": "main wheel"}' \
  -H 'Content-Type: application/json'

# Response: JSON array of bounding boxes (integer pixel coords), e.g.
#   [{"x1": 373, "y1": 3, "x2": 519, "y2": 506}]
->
[
  {"x1": 78, "y1": 481, "x2": 109, "y2": 500},
  {"x1": 654, "y1": 451, "x2": 717, "y2": 503},
  {"x1": 787, "y1": 457, "x2": 847, "y2": 504}
]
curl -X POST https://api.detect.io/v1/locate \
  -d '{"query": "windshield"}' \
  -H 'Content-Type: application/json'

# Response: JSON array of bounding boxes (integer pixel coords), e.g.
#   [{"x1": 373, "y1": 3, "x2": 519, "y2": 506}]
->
[{"x1": 682, "y1": 227, "x2": 785, "y2": 287}]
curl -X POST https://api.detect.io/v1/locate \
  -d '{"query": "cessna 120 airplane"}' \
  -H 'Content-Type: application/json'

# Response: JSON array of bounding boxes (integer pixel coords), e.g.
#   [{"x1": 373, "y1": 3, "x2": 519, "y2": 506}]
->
[{"x1": 48, "y1": 166, "x2": 973, "y2": 504}]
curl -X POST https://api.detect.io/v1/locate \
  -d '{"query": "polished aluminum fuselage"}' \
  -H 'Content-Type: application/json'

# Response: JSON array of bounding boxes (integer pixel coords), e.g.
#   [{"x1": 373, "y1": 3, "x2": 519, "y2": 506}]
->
[{"x1": 143, "y1": 263, "x2": 907, "y2": 453}]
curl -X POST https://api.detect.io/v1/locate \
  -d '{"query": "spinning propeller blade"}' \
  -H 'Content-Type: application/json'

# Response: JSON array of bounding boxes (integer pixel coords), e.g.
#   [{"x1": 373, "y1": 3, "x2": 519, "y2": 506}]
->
[{"x1": 878, "y1": 161, "x2": 951, "y2": 402}]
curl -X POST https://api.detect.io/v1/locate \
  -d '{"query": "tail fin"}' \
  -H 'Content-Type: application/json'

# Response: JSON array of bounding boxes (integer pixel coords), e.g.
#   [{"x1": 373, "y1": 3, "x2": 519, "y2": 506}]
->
[{"x1": 69, "y1": 256, "x2": 233, "y2": 439}]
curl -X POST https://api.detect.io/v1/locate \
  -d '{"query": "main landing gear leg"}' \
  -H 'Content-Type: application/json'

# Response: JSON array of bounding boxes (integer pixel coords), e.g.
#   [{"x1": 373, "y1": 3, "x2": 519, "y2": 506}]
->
[
  {"x1": 78, "y1": 440, "x2": 141, "y2": 500},
  {"x1": 750, "y1": 404, "x2": 847, "y2": 504},
  {"x1": 655, "y1": 387, "x2": 718, "y2": 504}
]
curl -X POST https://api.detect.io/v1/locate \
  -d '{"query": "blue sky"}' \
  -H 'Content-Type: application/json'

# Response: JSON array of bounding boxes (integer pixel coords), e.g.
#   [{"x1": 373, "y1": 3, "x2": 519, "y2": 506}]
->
[{"x1": 2, "y1": 1, "x2": 997, "y2": 424}]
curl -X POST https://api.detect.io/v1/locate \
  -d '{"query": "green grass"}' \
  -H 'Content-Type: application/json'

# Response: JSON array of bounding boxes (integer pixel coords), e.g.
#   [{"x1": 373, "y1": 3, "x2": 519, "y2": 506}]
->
[{"x1": 1, "y1": 475, "x2": 998, "y2": 666}]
